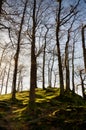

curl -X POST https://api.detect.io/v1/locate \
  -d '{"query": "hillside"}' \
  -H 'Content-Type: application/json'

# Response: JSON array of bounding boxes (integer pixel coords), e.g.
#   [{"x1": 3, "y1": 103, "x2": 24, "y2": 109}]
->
[{"x1": 0, "y1": 88, "x2": 86, "y2": 130}]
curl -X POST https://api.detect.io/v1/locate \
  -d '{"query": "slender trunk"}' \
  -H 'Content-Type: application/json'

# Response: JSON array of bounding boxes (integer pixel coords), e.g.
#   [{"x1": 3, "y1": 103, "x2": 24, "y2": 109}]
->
[
  {"x1": 12, "y1": 0, "x2": 28, "y2": 101},
  {"x1": 65, "y1": 30, "x2": 70, "y2": 91},
  {"x1": 79, "y1": 71, "x2": 85, "y2": 98},
  {"x1": 0, "y1": 65, "x2": 6, "y2": 94},
  {"x1": 48, "y1": 58, "x2": 51, "y2": 88},
  {"x1": 72, "y1": 40, "x2": 75, "y2": 93},
  {"x1": 35, "y1": 61, "x2": 37, "y2": 88},
  {"x1": 81, "y1": 25, "x2": 86, "y2": 71},
  {"x1": 5, "y1": 56, "x2": 12, "y2": 94},
  {"x1": 48, "y1": 50, "x2": 55, "y2": 88},
  {"x1": 0, "y1": 0, "x2": 3, "y2": 14},
  {"x1": 54, "y1": 72, "x2": 57, "y2": 88},
  {"x1": 50, "y1": 48, "x2": 55, "y2": 87},
  {"x1": 29, "y1": 0, "x2": 37, "y2": 111},
  {"x1": 42, "y1": 46, "x2": 46, "y2": 89},
  {"x1": 20, "y1": 78, "x2": 23, "y2": 91},
  {"x1": 17, "y1": 70, "x2": 22, "y2": 92},
  {"x1": 42, "y1": 27, "x2": 49, "y2": 89},
  {"x1": 56, "y1": 0, "x2": 64, "y2": 95},
  {"x1": 0, "y1": 48, "x2": 6, "y2": 68},
  {"x1": 29, "y1": 44, "x2": 36, "y2": 103}
]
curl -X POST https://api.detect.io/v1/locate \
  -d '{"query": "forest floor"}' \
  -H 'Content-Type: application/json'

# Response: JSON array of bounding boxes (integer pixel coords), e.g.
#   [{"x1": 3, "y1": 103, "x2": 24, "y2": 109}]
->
[{"x1": 0, "y1": 88, "x2": 86, "y2": 130}]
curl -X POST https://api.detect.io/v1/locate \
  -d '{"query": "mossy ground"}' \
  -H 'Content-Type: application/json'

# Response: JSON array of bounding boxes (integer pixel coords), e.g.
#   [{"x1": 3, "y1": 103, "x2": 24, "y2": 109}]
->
[{"x1": 0, "y1": 88, "x2": 86, "y2": 130}]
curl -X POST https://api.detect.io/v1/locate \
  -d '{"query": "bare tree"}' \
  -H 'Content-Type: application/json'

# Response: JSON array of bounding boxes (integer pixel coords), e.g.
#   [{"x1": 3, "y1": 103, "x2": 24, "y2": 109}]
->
[
  {"x1": 56, "y1": 0, "x2": 64, "y2": 95},
  {"x1": 5, "y1": 55, "x2": 13, "y2": 94},
  {"x1": 0, "y1": 64, "x2": 7, "y2": 94},
  {"x1": 64, "y1": 19, "x2": 75, "y2": 92},
  {"x1": 0, "y1": 0, "x2": 3, "y2": 14},
  {"x1": 55, "y1": 0, "x2": 80, "y2": 95},
  {"x1": 81, "y1": 25, "x2": 86, "y2": 71},
  {"x1": 64, "y1": 29, "x2": 70, "y2": 92},
  {"x1": 29, "y1": 0, "x2": 51, "y2": 110},
  {"x1": 79, "y1": 69, "x2": 86, "y2": 99},
  {"x1": 72, "y1": 40, "x2": 75, "y2": 93},
  {"x1": 42, "y1": 26, "x2": 49, "y2": 89},
  {"x1": 12, "y1": 0, "x2": 28, "y2": 101},
  {"x1": 29, "y1": 0, "x2": 37, "y2": 110},
  {"x1": 17, "y1": 64, "x2": 25, "y2": 92}
]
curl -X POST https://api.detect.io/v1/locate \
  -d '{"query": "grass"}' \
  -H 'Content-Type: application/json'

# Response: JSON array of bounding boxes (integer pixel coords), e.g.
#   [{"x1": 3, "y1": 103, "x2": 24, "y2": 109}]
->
[{"x1": 0, "y1": 88, "x2": 86, "y2": 130}]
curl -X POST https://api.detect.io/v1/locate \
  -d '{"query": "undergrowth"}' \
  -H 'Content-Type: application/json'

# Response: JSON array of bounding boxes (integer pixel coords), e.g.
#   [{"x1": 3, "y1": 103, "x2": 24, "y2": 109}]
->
[{"x1": 0, "y1": 88, "x2": 86, "y2": 130}]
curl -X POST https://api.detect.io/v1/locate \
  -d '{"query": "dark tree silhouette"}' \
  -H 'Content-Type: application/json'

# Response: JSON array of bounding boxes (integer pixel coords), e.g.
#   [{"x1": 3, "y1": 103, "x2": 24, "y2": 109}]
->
[{"x1": 0, "y1": 0, "x2": 3, "y2": 14}]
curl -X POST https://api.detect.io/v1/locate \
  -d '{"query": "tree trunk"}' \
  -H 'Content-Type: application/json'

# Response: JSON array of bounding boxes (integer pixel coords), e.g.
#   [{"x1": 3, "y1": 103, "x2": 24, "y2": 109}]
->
[
  {"x1": 12, "y1": 0, "x2": 28, "y2": 101},
  {"x1": 29, "y1": 0, "x2": 37, "y2": 111},
  {"x1": 17, "y1": 70, "x2": 22, "y2": 92},
  {"x1": 56, "y1": 0, "x2": 64, "y2": 95},
  {"x1": 0, "y1": 0, "x2": 3, "y2": 14},
  {"x1": 42, "y1": 46, "x2": 46, "y2": 89},
  {"x1": 5, "y1": 56, "x2": 12, "y2": 94},
  {"x1": 79, "y1": 70, "x2": 86, "y2": 99},
  {"x1": 81, "y1": 25, "x2": 86, "y2": 71},
  {"x1": 65, "y1": 30, "x2": 70, "y2": 91},
  {"x1": 0, "y1": 65, "x2": 6, "y2": 94},
  {"x1": 54, "y1": 71, "x2": 57, "y2": 88},
  {"x1": 72, "y1": 40, "x2": 75, "y2": 93},
  {"x1": 42, "y1": 27, "x2": 49, "y2": 89},
  {"x1": 48, "y1": 57, "x2": 52, "y2": 88},
  {"x1": 20, "y1": 77, "x2": 23, "y2": 92}
]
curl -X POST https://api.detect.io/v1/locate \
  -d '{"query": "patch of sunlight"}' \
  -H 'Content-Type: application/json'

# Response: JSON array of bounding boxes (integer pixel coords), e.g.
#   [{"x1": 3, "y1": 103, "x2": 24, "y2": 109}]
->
[
  {"x1": 45, "y1": 95, "x2": 57, "y2": 100},
  {"x1": 36, "y1": 98, "x2": 46, "y2": 103},
  {"x1": 16, "y1": 91, "x2": 29, "y2": 105},
  {"x1": 23, "y1": 98, "x2": 29, "y2": 105},
  {"x1": 0, "y1": 94, "x2": 11, "y2": 100},
  {"x1": 12, "y1": 107, "x2": 26, "y2": 119},
  {"x1": 36, "y1": 90, "x2": 46, "y2": 96},
  {"x1": 16, "y1": 91, "x2": 29, "y2": 99},
  {"x1": 13, "y1": 107, "x2": 26, "y2": 113}
]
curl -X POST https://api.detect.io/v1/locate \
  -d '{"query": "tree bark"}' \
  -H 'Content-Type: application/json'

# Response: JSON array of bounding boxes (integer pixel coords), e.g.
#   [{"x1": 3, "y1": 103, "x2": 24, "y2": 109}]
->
[
  {"x1": 12, "y1": 0, "x2": 28, "y2": 101},
  {"x1": 0, "y1": 0, "x2": 3, "y2": 14},
  {"x1": 42, "y1": 44, "x2": 46, "y2": 89},
  {"x1": 5, "y1": 56, "x2": 12, "y2": 94},
  {"x1": 56, "y1": 0, "x2": 64, "y2": 95},
  {"x1": 29, "y1": 0, "x2": 37, "y2": 111},
  {"x1": 72, "y1": 40, "x2": 75, "y2": 93},
  {"x1": 81, "y1": 25, "x2": 86, "y2": 72},
  {"x1": 79, "y1": 70, "x2": 86, "y2": 99},
  {"x1": 65, "y1": 30, "x2": 70, "y2": 91},
  {"x1": 0, "y1": 65, "x2": 7, "y2": 94}
]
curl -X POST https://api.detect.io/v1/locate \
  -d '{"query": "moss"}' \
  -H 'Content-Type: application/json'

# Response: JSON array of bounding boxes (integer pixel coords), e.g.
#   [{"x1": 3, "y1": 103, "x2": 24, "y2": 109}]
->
[{"x1": 0, "y1": 88, "x2": 86, "y2": 130}]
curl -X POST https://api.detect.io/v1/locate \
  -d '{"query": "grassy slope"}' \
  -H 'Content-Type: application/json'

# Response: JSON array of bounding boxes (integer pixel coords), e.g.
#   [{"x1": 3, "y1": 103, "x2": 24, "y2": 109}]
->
[{"x1": 0, "y1": 88, "x2": 86, "y2": 130}]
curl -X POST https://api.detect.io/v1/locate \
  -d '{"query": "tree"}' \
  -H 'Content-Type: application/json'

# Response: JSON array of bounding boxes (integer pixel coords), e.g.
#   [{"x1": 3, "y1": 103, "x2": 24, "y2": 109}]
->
[
  {"x1": 72, "y1": 35, "x2": 75, "y2": 93},
  {"x1": 29, "y1": 0, "x2": 37, "y2": 110},
  {"x1": 79, "y1": 69, "x2": 86, "y2": 99},
  {"x1": 29, "y1": 0, "x2": 51, "y2": 109},
  {"x1": 81, "y1": 25, "x2": 86, "y2": 71},
  {"x1": 5, "y1": 55, "x2": 13, "y2": 94},
  {"x1": 17, "y1": 64, "x2": 25, "y2": 92},
  {"x1": 0, "y1": 0, "x2": 3, "y2": 14},
  {"x1": 0, "y1": 63, "x2": 7, "y2": 94},
  {"x1": 12, "y1": 0, "x2": 28, "y2": 101},
  {"x1": 76, "y1": 67, "x2": 86, "y2": 98},
  {"x1": 56, "y1": 0, "x2": 64, "y2": 95},
  {"x1": 55, "y1": 0, "x2": 80, "y2": 95},
  {"x1": 64, "y1": 18, "x2": 75, "y2": 92},
  {"x1": 64, "y1": 29, "x2": 70, "y2": 92},
  {"x1": 42, "y1": 26, "x2": 49, "y2": 89}
]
